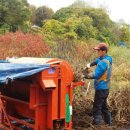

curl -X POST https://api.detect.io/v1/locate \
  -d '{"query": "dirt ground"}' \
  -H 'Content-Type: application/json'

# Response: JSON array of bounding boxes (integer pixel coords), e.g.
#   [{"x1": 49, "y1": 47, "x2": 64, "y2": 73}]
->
[
  {"x1": 74, "y1": 126, "x2": 130, "y2": 130},
  {"x1": 73, "y1": 118, "x2": 130, "y2": 130},
  {"x1": 72, "y1": 87, "x2": 130, "y2": 130}
]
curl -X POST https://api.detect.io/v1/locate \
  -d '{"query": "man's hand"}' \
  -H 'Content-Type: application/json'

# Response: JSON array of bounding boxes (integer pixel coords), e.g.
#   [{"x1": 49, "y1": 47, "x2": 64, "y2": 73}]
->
[
  {"x1": 82, "y1": 67, "x2": 89, "y2": 76},
  {"x1": 82, "y1": 65, "x2": 94, "y2": 79}
]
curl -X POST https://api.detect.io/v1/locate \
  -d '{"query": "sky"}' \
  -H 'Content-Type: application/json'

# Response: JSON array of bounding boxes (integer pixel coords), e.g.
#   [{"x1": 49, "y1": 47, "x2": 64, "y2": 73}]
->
[{"x1": 27, "y1": 0, "x2": 130, "y2": 24}]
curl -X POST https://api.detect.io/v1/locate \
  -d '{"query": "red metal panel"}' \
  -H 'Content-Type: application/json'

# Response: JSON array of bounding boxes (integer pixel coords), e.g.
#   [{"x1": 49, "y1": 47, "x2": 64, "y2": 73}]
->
[
  {"x1": 59, "y1": 79, "x2": 66, "y2": 118},
  {"x1": 29, "y1": 85, "x2": 36, "y2": 109},
  {"x1": 42, "y1": 79, "x2": 56, "y2": 89},
  {"x1": 35, "y1": 84, "x2": 47, "y2": 130}
]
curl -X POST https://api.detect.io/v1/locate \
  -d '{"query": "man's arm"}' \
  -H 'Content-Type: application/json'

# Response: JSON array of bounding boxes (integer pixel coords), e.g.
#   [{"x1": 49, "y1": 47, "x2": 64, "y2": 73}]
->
[
  {"x1": 87, "y1": 58, "x2": 100, "y2": 68},
  {"x1": 84, "y1": 60, "x2": 108, "y2": 79}
]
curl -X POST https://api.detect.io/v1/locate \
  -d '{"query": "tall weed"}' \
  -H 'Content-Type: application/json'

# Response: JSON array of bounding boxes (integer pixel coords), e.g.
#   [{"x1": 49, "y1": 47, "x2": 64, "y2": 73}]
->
[{"x1": 109, "y1": 46, "x2": 130, "y2": 89}]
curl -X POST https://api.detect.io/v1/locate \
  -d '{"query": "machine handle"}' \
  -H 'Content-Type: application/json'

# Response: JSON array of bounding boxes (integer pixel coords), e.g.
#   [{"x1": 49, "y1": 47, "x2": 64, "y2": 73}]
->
[{"x1": 71, "y1": 81, "x2": 85, "y2": 88}]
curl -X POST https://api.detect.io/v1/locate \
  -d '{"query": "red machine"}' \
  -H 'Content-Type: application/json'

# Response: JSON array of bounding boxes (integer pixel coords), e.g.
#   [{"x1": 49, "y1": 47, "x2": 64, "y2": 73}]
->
[{"x1": 0, "y1": 58, "x2": 84, "y2": 130}]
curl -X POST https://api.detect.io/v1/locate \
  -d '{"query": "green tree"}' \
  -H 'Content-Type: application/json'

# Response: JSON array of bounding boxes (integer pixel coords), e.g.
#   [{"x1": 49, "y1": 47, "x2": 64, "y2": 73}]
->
[
  {"x1": 29, "y1": 5, "x2": 37, "y2": 25},
  {"x1": 83, "y1": 8, "x2": 115, "y2": 43},
  {"x1": 65, "y1": 16, "x2": 97, "y2": 40},
  {"x1": 34, "y1": 6, "x2": 54, "y2": 27},
  {"x1": 53, "y1": 7, "x2": 84, "y2": 22},
  {"x1": 0, "y1": 0, "x2": 31, "y2": 32},
  {"x1": 42, "y1": 19, "x2": 66, "y2": 43},
  {"x1": 84, "y1": 8, "x2": 112, "y2": 31},
  {"x1": 70, "y1": 0, "x2": 90, "y2": 8},
  {"x1": 120, "y1": 24, "x2": 130, "y2": 43}
]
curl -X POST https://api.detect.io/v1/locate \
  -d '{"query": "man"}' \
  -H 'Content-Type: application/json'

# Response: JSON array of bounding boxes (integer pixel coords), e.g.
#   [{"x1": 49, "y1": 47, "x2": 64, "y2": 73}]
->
[{"x1": 83, "y1": 42, "x2": 112, "y2": 125}]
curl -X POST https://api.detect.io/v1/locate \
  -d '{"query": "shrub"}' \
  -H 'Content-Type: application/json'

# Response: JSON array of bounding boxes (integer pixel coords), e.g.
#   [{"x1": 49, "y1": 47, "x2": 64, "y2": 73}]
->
[{"x1": 0, "y1": 31, "x2": 49, "y2": 59}]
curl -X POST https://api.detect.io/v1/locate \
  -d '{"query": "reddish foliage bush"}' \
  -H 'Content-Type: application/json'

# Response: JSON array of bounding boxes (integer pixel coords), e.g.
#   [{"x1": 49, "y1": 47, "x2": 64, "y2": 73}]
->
[
  {"x1": 75, "y1": 43, "x2": 93, "y2": 59},
  {"x1": 0, "y1": 31, "x2": 50, "y2": 59}
]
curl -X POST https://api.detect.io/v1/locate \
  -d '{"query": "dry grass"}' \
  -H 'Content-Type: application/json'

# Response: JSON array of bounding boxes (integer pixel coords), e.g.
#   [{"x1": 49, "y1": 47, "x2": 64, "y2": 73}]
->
[
  {"x1": 109, "y1": 88, "x2": 130, "y2": 123},
  {"x1": 46, "y1": 39, "x2": 96, "y2": 81}
]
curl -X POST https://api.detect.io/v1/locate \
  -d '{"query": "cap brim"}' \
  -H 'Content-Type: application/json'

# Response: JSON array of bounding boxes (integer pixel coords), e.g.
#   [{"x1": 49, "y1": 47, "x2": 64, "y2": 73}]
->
[{"x1": 93, "y1": 47, "x2": 100, "y2": 50}]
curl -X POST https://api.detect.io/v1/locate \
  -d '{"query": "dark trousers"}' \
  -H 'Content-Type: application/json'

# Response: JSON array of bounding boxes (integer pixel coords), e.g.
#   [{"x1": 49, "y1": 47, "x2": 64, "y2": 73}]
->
[{"x1": 93, "y1": 89, "x2": 112, "y2": 125}]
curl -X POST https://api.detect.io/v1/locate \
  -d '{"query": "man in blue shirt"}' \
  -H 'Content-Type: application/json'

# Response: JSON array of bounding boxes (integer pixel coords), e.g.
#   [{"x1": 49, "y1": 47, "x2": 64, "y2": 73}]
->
[{"x1": 84, "y1": 43, "x2": 112, "y2": 125}]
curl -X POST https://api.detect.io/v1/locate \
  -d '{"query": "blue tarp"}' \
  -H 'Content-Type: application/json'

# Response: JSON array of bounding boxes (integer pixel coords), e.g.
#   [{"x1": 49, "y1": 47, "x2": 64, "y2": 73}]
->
[
  {"x1": 0, "y1": 60, "x2": 9, "y2": 63},
  {"x1": 118, "y1": 41, "x2": 126, "y2": 47},
  {"x1": 0, "y1": 63, "x2": 50, "y2": 84}
]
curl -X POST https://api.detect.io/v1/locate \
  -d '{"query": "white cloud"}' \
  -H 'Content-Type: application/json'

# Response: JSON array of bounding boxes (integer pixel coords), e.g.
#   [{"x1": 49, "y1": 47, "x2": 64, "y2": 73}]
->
[
  {"x1": 27, "y1": 0, "x2": 74, "y2": 11},
  {"x1": 107, "y1": 0, "x2": 130, "y2": 23}
]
